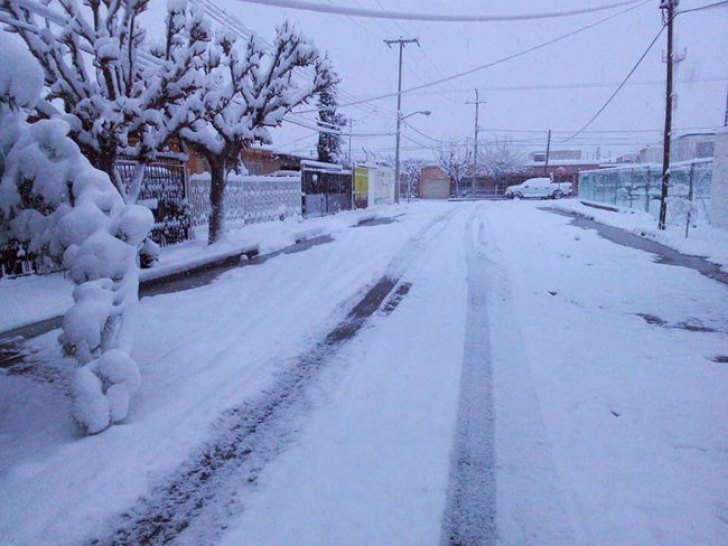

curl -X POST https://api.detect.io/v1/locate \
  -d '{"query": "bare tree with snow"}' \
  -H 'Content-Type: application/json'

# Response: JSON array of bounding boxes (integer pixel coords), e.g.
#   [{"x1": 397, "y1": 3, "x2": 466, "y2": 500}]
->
[
  {"x1": 0, "y1": 33, "x2": 153, "y2": 434},
  {"x1": 478, "y1": 137, "x2": 526, "y2": 180},
  {"x1": 400, "y1": 158, "x2": 425, "y2": 199},
  {"x1": 0, "y1": 0, "x2": 209, "y2": 204},
  {"x1": 179, "y1": 20, "x2": 336, "y2": 244},
  {"x1": 435, "y1": 140, "x2": 472, "y2": 198}
]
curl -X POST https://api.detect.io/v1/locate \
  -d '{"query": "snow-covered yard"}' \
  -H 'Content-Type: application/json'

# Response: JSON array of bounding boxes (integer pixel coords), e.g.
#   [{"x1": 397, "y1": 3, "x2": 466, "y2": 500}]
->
[{"x1": 1, "y1": 200, "x2": 727, "y2": 545}]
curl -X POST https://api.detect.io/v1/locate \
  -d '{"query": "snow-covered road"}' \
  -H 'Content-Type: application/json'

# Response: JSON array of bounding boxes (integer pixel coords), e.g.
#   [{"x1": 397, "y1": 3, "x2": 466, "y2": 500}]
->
[{"x1": 1, "y1": 201, "x2": 727, "y2": 545}]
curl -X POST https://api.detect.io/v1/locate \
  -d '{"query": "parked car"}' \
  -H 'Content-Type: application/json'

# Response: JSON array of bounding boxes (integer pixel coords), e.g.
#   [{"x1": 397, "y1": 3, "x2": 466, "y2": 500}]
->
[{"x1": 505, "y1": 178, "x2": 572, "y2": 199}]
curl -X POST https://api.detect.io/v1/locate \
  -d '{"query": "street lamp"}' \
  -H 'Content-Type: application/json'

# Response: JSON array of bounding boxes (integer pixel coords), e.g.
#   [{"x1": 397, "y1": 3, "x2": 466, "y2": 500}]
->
[{"x1": 395, "y1": 110, "x2": 431, "y2": 203}]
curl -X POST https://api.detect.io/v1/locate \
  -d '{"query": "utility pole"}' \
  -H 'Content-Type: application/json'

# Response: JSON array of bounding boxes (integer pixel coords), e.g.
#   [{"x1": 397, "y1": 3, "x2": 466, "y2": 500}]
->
[
  {"x1": 724, "y1": 82, "x2": 728, "y2": 127},
  {"x1": 466, "y1": 89, "x2": 487, "y2": 195},
  {"x1": 348, "y1": 118, "x2": 353, "y2": 166},
  {"x1": 385, "y1": 37, "x2": 419, "y2": 203},
  {"x1": 658, "y1": 0, "x2": 676, "y2": 230},
  {"x1": 544, "y1": 129, "x2": 552, "y2": 177}
]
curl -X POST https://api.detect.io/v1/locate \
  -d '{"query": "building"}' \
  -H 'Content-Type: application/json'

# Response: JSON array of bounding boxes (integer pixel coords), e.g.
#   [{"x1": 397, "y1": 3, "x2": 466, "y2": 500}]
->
[
  {"x1": 184, "y1": 144, "x2": 306, "y2": 176},
  {"x1": 517, "y1": 150, "x2": 601, "y2": 192},
  {"x1": 639, "y1": 133, "x2": 715, "y2": 164},
  {"x1": 418, "y1": 165, "x2": 450, "y2": 199}
]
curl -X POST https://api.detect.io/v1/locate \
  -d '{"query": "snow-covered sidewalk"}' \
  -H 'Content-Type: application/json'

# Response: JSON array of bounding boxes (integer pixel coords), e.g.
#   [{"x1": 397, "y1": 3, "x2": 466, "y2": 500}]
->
[
  {"x1": 0, "y1": 206, "x2": 403, "y2": 334},
  {"x1": 554, "y1": 199, "x2": 728, "y2": 272}
]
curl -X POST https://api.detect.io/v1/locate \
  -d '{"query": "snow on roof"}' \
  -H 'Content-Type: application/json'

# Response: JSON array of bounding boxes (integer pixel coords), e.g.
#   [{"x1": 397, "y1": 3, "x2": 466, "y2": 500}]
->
[{"x1": 524, "y1": 159, "x2": 601, "y2": 167}]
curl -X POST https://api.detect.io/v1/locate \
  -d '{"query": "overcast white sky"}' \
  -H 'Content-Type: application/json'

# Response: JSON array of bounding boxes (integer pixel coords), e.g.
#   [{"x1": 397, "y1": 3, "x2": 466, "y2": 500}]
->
[{"x1": 145, "y1": 1, "x2": 727, "y2": 162}]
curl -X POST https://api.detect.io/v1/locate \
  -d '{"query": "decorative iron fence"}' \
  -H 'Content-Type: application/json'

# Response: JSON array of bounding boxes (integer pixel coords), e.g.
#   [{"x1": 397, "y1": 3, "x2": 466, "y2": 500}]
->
[
  {"x1": 578, "y1": 160, "x2": 713, "y2": 225},
  {"x1": 1, "y1": 157, "x2": 190, "y2": 278},
  {"x1": 117, "y1": 157, "x2": 191, "y2": 247},
  {"x1": 189, "y1": 174, "x2": 302, "y2": 227}
]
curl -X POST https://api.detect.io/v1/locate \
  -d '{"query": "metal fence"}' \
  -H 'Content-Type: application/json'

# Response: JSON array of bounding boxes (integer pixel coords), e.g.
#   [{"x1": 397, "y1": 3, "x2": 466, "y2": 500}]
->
[
  {"x1": 117, "y1": 157, "x2": 191, "y2": 247},
  {"x1": 189, "y1": 175, "x2": 302, "y2": 227},
  {"x1": 578, "y1": 160, "x2": 713, "y2": 226},
  {"x1": 1, "y1": 157, "x2": 190, "y2": 278}
]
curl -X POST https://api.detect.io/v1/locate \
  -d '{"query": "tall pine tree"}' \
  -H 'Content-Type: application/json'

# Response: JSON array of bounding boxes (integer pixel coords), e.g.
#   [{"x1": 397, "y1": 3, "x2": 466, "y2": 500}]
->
[{"x1": 316, "y1": 75, "x2": 346, "y2": 164}]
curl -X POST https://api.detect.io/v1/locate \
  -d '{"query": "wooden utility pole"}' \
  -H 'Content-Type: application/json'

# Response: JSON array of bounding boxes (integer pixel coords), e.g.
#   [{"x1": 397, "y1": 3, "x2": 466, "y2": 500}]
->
[
  {"x1": 544, "y1": 129, "x2": 552, "y2": 177},
  {"x1": 467, "y1": 89, "x2": 487, "y2": 195},
  {"x1": 348, "y1": 118, "x2": 353, "y2": 166},
  {"x1": 658, "y1": 0, "x2": 676, "y2": 230},
  {"x1": 385, "y1": 37, "x2": 419, "y2": 204}
]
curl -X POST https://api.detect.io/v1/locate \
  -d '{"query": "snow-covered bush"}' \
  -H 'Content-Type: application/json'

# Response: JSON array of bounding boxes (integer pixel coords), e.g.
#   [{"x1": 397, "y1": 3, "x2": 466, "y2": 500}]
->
[
  {"x1": 1, "y1": 0, "x2": 211, "y2": 203},
  {"x1": 0, "y1": 34, "x2": 153, "y2": 434}
]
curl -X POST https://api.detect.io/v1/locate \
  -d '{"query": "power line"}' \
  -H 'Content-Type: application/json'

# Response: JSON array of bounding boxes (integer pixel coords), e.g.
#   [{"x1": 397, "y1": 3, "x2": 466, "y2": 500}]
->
[
  {"x1": 283, "y1": 115, "x2": 394, "y2": 137},
  {"x1": 192, "y1": 0, "x2": 398, "y2": 121},
  {"x1": 398, "y1": 75, "x2": 727, "y2": 96},
  {"x1": 562, "y1": 24, "x2": 666, "y2": 143},
  {"x1": 677, "y1": 0, "x2": 728, "y2": 15},
  {"x1": 297, "y1": 0, "x2": 652, "y2": 113},
  {"x1": 229, "y1": 0, "x2": 643, "y2": 23}
]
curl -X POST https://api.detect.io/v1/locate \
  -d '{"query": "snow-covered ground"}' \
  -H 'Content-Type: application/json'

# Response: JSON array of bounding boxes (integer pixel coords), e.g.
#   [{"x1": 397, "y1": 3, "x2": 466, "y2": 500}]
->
[
  {"x1": 0, "y1": 207, "x2": 400, "y2": 333},
  {"x1": 555, "y1": 199, "x2": 728, "y2": 272},
  {"x1": 1, "y1": 200, "x2": 727, "y2": 545}
]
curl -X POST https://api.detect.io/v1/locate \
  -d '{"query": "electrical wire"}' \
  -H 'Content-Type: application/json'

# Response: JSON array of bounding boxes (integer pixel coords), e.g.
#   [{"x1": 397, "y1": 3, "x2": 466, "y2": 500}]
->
[
  {"x1": 284, "y1": 116, "x2": 394, "y2": 136},
  {"x1": 562, "y1": 24, "x2": 666, "y2": 143},
  {"x1": 192, "y1": 0, "x2": 399, "y2": 120},
  {"x1": 677, "y1": 0, "x2": 728, "y2": 15},
  {"x1": 228, "y1": 0, "x2": 643, "y2": 23},
  {"x1": 397, "y1": 75, "x2": 727, "y2": 96},
  {"x1": 297, "y1": 0, "x2": 652, "y2": 113}
]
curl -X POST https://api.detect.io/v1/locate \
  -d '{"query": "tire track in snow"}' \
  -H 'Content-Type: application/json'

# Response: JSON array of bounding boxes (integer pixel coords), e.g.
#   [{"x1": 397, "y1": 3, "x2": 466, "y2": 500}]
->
[
  {"x1": 88, "y1": 207, "x2": 459, "y2": 546},
  {"x1": 440, "y1": 206, "x2": 497, "y2": 546}
]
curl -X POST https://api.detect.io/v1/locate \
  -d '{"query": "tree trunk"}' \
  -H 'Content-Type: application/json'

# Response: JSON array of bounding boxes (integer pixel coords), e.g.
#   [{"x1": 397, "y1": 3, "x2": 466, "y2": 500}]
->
[{"x1": 208, "y1": 158, "x2": 227, "y2": 245}]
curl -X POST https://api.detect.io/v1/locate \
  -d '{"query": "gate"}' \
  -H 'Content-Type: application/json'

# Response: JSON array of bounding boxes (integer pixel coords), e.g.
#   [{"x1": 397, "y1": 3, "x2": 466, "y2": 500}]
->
[{"x1": 117, "y1": 156, "x2": 191, "y2": 247}]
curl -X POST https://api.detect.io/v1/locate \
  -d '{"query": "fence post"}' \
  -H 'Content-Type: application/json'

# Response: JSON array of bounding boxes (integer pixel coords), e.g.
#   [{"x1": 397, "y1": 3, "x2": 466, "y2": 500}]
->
[
  {"x1": 645, "y1": 166, "x2": 651, "y2": 213},
  {"x1": 628, "y1": 169, "x2": 635, "y2": 209},
  {"x1": 685, "y1": 162, "x2": 695, "y2": 238}
]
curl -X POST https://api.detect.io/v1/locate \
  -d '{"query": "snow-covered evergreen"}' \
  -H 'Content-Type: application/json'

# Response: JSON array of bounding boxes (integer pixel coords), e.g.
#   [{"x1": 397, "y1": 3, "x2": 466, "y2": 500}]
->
[
  {"x1": 0, "y1": 33, "x2": 153, "y2": 434},
  {"x1": 316, "y1": 72, "x2": 346, "y2": 164}
]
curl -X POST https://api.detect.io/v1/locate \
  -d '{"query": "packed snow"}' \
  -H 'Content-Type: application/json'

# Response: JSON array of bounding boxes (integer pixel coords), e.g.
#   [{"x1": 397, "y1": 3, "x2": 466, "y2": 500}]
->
[{"x1": 1, "y1": 200, "x2": 726, "y2": 545}]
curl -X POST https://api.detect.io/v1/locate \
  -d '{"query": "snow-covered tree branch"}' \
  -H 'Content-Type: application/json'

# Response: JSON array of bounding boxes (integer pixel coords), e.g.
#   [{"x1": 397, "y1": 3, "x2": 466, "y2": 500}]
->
[
  {"x1": 400, "y1": 158, "x2": 425, "y2": 199},
  {"x1": 180, "y1": 20, "x2": 337, "y2": 244},
  {"x1": 435, "y1": 140, "x2": 471, "y2": 197},
  {"x1": 0, "y1": 33, "x2": 153, "y2": 434},
  {"x1": 478, "y1": 137, "x2": 526, "y2": 180},
  {"x1": 0, "y1": 0, "x2": 209, "y2": 204}
]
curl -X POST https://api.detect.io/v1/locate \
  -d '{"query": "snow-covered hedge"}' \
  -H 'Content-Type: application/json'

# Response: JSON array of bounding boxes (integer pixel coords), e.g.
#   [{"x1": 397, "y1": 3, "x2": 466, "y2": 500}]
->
[{"x1": 0, "y1": 34, "x2": 152, "y2": 434}]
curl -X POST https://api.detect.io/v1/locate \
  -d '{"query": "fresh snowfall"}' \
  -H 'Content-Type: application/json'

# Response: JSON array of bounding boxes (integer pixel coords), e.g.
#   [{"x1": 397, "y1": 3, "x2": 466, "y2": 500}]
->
[
  {"x1": 1, "y1": 196, "x2": 727, "y2": 545},
  {"x1": 1, "y1": 2, "x2": 728, "y2": 545}
]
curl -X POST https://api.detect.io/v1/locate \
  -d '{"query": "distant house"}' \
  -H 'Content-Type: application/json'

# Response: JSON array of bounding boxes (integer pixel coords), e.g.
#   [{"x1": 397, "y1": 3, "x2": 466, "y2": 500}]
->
[
  {"x1": 418, "y1": 165, "x2": 450, "y2": 199},
  {"x1": 640, "y1": 133, "x2": 715, "y2": 164},
  {"x1": 184, "y1": 144, "x2": 306, "y2": 176},
  {"x1": 517, "y1": 150, "x2": 601, "y2": 193}
]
